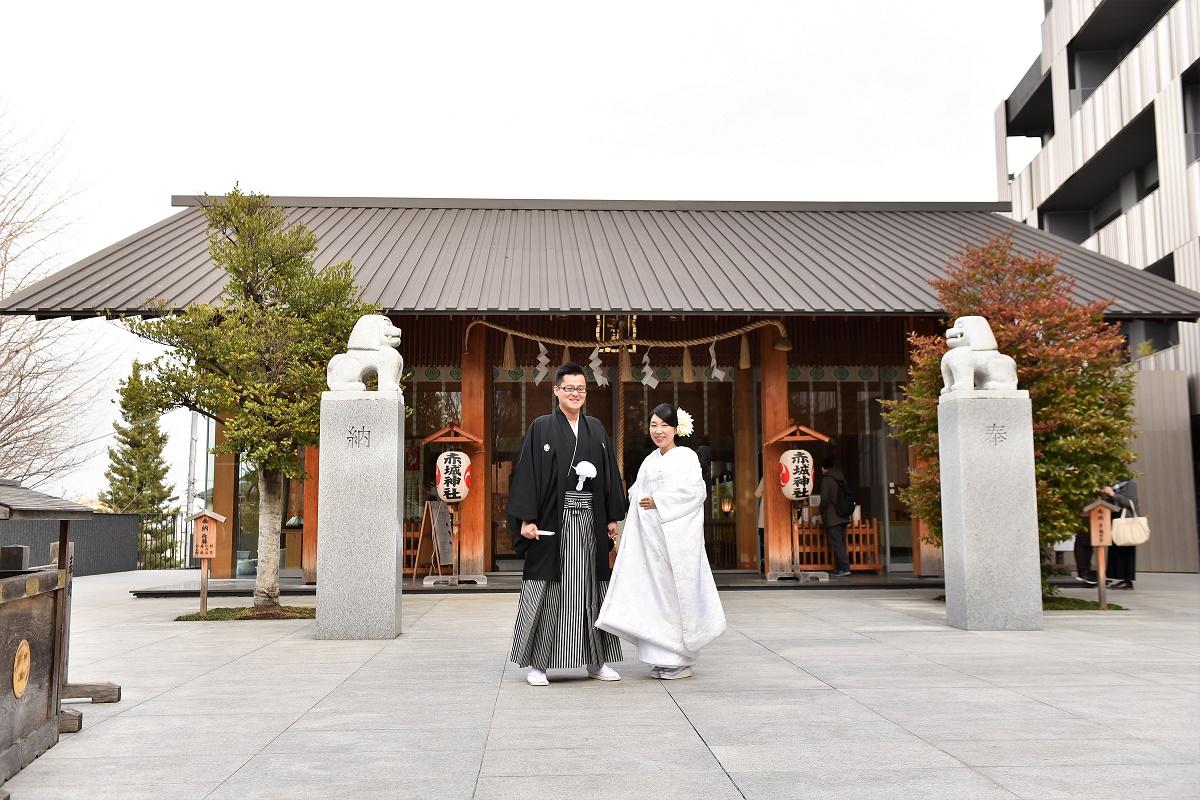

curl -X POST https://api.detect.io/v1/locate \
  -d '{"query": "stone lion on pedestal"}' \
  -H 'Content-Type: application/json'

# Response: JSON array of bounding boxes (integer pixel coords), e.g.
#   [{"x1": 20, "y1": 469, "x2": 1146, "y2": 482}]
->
[
  {"x1": 327, "y1": 315, "x2": 404, "y2": 393},
  {"x1": 940, "y1": 316, "x2": 1018, "y2": 394}
]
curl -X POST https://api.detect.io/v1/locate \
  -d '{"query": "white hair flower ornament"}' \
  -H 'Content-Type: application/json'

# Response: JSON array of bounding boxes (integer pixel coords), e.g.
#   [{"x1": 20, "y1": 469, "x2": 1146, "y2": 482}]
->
[{"x1": 675, "y1": 408, "x2": 694, "y2": 437}]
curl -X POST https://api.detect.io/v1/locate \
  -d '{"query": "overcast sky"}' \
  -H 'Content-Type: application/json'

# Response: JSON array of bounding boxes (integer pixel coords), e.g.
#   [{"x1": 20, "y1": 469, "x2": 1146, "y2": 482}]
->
[{"x1": 0, "y1": 0, "x2": 1045, "y2": 502}]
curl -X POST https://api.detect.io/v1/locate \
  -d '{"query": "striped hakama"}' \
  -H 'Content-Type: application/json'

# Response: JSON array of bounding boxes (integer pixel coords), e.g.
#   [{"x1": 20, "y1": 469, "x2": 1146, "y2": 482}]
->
[{"x1": 510, "y1": 490, "x2": 623, "y2": 669}]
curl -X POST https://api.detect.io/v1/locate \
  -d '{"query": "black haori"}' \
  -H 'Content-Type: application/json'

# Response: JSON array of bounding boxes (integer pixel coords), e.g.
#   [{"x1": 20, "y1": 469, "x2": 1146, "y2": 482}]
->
[{"x1": 510, "y1": 491, "x2": 623, "y2": 669}]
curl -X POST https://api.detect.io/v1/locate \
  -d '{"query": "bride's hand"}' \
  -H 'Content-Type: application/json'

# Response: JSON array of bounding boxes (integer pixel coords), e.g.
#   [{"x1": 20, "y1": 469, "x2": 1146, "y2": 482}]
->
[{"x1": 639, "y1": 495, "x2": 656, "y2": 509}]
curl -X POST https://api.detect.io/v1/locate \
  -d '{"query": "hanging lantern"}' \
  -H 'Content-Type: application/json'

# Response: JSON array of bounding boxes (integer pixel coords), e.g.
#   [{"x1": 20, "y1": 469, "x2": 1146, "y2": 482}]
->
[
  {"x1": 778, "y1": 449, "x2": 814, "y2": 501},
  {"x1": 435, "y1": 450, "x2": 472, "y2": 504}
]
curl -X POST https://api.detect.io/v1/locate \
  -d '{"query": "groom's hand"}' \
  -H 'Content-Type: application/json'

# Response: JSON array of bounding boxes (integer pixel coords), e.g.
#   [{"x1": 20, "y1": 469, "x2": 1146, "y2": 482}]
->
[
  {"x1": 521, "y1": 521, "x2": 539, "y2": 540},
  {"x1": 607, "y1": 522, "x2": 618, "y2": 539}
]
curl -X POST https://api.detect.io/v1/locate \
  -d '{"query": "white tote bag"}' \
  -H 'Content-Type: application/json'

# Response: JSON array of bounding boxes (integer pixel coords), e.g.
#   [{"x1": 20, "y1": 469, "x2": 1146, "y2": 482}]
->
[{"x1": 1111, "y1": 502, "x2": 1150, "y2": 547}]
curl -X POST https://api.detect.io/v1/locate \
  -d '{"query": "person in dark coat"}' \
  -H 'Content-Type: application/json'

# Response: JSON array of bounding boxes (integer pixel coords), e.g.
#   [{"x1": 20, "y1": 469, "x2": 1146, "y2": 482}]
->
[
  {"x1": 505, "y1": 362, "x2": 628, "y2": 685},
  {"x1": 1104, "y1": 478, "x2": 1139, "y2": 589},
  {"x1": 1073, "y1": 528, "x2": 1097, "y2": 586},
  {"x1": 818, "y1": 454, "x2": 852, "y2": 577}
]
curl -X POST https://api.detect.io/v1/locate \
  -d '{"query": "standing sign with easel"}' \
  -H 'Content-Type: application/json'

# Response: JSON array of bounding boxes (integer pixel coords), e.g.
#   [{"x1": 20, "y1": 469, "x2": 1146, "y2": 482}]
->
[
  {"x1": 410, "y1": 500, "x2": 455, "y2": 580},
  {"x1": 187, "y1": 511, "x2": 225, "y2": 616},
  {"x1": 420, "y1": 423, "x2": 487, "y2": 586},
  {"x1": 1082, "y1": 499, "x2": 1118, "y2": 610}
]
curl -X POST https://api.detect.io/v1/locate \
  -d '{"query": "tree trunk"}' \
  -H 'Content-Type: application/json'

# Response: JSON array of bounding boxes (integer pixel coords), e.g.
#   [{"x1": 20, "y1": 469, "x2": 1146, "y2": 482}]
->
[{"x1": 254, "y1": 467, "x2": 284, "y2": 609}]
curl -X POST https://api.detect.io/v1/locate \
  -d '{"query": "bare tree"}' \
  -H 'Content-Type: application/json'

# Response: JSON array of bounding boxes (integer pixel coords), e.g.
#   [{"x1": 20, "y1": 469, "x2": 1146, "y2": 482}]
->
[{"x1": 0, "y1": 112, "x2": 105, "y2": 488}]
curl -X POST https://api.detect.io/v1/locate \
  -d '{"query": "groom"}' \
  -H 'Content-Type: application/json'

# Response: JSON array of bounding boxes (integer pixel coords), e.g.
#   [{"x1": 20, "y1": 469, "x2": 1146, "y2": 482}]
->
[{"x1": 506, "y1": 362, "x2": 627, "y2": 685}]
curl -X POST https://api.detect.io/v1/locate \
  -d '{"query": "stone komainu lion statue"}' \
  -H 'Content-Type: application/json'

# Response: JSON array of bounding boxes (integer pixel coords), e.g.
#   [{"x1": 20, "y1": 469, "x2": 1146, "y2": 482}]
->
[
  {"x1": 327, "y1": 315, "x2": 404, "y2": 393},
  {"x1": 940, "y1": 316, "x2": 1019, "y2": 394}
]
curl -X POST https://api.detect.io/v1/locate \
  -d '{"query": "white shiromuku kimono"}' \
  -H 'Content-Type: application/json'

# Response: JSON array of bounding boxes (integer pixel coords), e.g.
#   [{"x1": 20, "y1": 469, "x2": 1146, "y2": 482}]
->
[{"x1": 596, "y1": 446, "x2": 726, "y2": 667}]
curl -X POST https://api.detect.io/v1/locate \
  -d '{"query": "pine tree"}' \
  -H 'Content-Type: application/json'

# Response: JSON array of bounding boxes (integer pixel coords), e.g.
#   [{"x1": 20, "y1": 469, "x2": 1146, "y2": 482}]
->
[
  {"x1": 128, "y1": 187, "x2": 376, "y2": 608},
  {"x1": 100, "y1": 362, "x2": 178, "y2": 566},
  {"x1": 881, "y1": 233, "x2": 1137, "y2": 588}
]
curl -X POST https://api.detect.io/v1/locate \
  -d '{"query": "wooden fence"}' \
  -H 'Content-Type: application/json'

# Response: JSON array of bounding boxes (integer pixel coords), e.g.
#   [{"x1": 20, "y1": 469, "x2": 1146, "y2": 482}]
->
[{"x1": 791, "y1": 516, "x2": 882, "y2": 573}]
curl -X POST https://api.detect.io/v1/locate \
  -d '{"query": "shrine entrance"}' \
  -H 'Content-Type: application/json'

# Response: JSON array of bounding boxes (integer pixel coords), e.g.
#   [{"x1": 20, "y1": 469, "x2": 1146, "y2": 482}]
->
[{"x1": 618, "y1": 378, "x2": 740, "y2": 569}]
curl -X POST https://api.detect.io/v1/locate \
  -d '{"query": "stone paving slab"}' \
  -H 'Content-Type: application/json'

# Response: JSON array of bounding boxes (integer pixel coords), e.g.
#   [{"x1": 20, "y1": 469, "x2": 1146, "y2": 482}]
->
[{"x1": 2, "y1": 570, "x2": 1198, "y2": 799}]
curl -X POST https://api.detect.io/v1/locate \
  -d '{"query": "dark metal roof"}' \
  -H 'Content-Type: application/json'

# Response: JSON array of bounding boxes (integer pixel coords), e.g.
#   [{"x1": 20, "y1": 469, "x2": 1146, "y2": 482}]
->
[
  {"x1": 0, "y1": 480, "x2": 95, "y2": 520},
  {"x1": 3, "y1": 197, "x2": 1198, "y2": 320}
]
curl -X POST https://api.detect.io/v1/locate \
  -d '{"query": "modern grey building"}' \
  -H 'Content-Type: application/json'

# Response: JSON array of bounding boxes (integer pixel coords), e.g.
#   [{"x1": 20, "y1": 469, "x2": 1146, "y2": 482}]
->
[{"x1": 996, "y1": 0, "x2": 1200, "y2": 570}]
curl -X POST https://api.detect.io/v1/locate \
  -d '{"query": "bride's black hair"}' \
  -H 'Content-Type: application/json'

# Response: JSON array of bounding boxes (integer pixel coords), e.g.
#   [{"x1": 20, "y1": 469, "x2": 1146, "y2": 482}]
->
[{"x1": 649, "y1": 402, "x2": 679, "y2": 428}]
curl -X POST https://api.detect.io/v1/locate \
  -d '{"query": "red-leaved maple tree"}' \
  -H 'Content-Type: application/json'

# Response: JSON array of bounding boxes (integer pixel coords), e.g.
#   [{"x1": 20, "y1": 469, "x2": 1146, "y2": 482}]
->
[{"x1": 881, "y1": 233, "x2": 1137, "y2": 551}]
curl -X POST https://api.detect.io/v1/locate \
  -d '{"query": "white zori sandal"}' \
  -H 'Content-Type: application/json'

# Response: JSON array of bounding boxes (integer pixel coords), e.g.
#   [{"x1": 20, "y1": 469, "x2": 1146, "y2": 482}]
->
[
  {"x1": 527, "y1": 668, "x2": 549, "y2": 686},
  {"x1": 656, "y1": 666, "x2": 692, "y2": 680},
  {"x1": 586, "y1": 664, "x2": 621, "y2": 681}
]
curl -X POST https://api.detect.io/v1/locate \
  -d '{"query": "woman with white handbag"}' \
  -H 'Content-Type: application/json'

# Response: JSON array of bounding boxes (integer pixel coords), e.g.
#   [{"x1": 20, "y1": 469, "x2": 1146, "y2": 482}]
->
[{"x1": 1104, "y1": 479, "x2": 1142, "y2": 590}]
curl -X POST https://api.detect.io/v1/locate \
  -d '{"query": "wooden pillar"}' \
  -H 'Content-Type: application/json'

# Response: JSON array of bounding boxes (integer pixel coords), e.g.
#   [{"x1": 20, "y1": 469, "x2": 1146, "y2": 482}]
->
[
  {"x1": 459, "y1": 323, "x2": 492, "y2": 574},
  {"x1": 759, "y1": 326, "x2": 792, "y2": 576},
  {"x1": 734, "y1": 364, "x2": 758, "y2": 569},
  {"x1": 210, "y1": 422, "x2": 238, "y2": 579},
  {"x1": 301, "y1": 447, "x2": 319, "y2": 584}
]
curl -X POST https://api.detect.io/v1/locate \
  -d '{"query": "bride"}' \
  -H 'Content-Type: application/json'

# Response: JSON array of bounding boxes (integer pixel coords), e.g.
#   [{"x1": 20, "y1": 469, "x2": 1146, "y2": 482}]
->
[{"x1": 595, "y1": 403, "x2": 726, "y2": 679}]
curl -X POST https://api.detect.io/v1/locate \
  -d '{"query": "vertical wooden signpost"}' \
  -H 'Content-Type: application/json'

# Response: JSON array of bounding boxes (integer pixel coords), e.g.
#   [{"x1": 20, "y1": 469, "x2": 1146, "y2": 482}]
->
[
  {"x1": 187, "y1": 511, "x2": 226, "y2": 616},
  {"x1": 1082, "y1": 499, "x2": 1118, "y2": 610}
]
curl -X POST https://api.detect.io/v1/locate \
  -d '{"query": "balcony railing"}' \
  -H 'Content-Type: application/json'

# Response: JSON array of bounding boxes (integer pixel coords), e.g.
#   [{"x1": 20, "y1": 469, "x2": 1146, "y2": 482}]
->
[
  {"x1": 1186, "y1": 131, "x2": 1200, "y2": 165},
  {"x1": 1069, "y1": 87, "x2": 1097, "y2": 114},
  {"x1": 1134, "y1": 345, "x2": 1184, "y2": 372}
]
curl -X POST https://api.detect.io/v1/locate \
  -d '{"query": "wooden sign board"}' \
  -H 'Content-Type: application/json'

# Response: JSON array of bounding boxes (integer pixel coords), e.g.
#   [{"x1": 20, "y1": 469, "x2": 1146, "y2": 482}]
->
[
  {"x1": 192, "y1": 516, "x2": 219, "y2": 560},
  {"x1": 1082, "y1": 499, "x2": 1117, "y2": 547},
  {"x1": 431, "y1": 501, "x2": 455, "y2": 567},
  {"x1": 1088, "y1": 508, "x2": 1112, "y2": 547}
]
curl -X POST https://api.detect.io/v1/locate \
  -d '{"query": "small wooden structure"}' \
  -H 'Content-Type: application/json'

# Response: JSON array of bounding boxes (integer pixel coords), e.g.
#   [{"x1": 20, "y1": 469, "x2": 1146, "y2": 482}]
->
[
  {"x1": 420, "y1": 424, "x2": 486, "y2": 586},
  {"x1": 762, "y1": 420, "x2": 830, "y2": 448},
  {"x1": 0, "y1": 481, "x2": 119, "y2": 784},
  {"x1": 421, "y1": 423, "x2": 483, "y2": 447},
  {"x1": 762, "y1": 421, "x2": 841, "y2": 580}
]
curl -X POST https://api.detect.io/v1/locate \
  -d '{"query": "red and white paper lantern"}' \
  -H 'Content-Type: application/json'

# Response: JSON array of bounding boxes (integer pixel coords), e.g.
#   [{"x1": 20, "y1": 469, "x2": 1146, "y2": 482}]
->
[
  {"x1": 778, "y1": 449, "x2": 814, "y2": 501},
  {"x1": 435, "y1": 450, "x2": 472, "y2": 503}
]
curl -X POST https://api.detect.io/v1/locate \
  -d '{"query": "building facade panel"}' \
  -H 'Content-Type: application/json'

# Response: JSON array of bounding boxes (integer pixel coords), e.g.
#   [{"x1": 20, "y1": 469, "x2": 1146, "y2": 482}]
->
[
  {"x1": 1130, "y1": 370, "x2": 1200, "y2": 571},
  {"x1": 1000, "y1": 0, "x2": 1200, "y2": 571}
]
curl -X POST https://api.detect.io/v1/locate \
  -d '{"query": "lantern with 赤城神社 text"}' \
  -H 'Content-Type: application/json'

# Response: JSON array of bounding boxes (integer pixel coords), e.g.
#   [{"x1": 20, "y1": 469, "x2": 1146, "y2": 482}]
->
[
  {"x1": 435, "y1": 451, "x2": 471, "y2": 503},
  {"x1": 779, "y1": 449, "x2": 814, "y2": 501}
]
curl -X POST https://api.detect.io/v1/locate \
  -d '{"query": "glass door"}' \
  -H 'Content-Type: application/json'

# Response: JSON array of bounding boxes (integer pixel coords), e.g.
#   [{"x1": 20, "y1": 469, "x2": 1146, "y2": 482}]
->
[{"x1": 620, "y1": 378, "x2": 738, "y2": 568}]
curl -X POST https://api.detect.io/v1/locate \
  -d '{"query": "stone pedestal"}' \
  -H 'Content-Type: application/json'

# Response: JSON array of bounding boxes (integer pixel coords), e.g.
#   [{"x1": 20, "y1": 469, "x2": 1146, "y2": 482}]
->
[
  {"x1": 316, "y1": 391, "x2": 405, "y2": 639},
  {"x1": 938, "y1": 390, "x2": 1043, "y2": 631}
]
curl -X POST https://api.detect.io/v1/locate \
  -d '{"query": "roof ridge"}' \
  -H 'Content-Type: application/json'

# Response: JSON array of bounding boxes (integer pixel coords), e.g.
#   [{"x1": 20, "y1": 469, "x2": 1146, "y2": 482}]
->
[{"x1": 170, "y1": 195, "x2": 1012, "y2": 213}]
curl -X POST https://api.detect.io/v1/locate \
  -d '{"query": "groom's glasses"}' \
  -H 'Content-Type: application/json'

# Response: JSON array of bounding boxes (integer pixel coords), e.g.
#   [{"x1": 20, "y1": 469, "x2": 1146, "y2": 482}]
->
[{"x1": 557, "y1": 385, "x2": 587, "y2": 395}]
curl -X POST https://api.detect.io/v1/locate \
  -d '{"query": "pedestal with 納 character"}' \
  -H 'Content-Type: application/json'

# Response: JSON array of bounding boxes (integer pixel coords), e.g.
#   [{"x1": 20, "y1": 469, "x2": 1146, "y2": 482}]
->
[{"x1": 315, "y1": 314, "x2": 407, "y2": 640}]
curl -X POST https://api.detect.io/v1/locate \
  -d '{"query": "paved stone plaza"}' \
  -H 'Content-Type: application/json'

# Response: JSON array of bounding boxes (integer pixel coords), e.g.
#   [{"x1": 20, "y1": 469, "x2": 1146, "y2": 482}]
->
[{"x1": 3, "y1": 571, "x2": 1197, "y2": 800}]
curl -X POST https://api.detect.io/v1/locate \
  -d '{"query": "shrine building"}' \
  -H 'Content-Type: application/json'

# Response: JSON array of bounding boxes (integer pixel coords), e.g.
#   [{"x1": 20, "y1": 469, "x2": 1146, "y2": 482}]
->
[{"x1": 4, "y1": 197, "x2": 1199, "y2": 578}]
